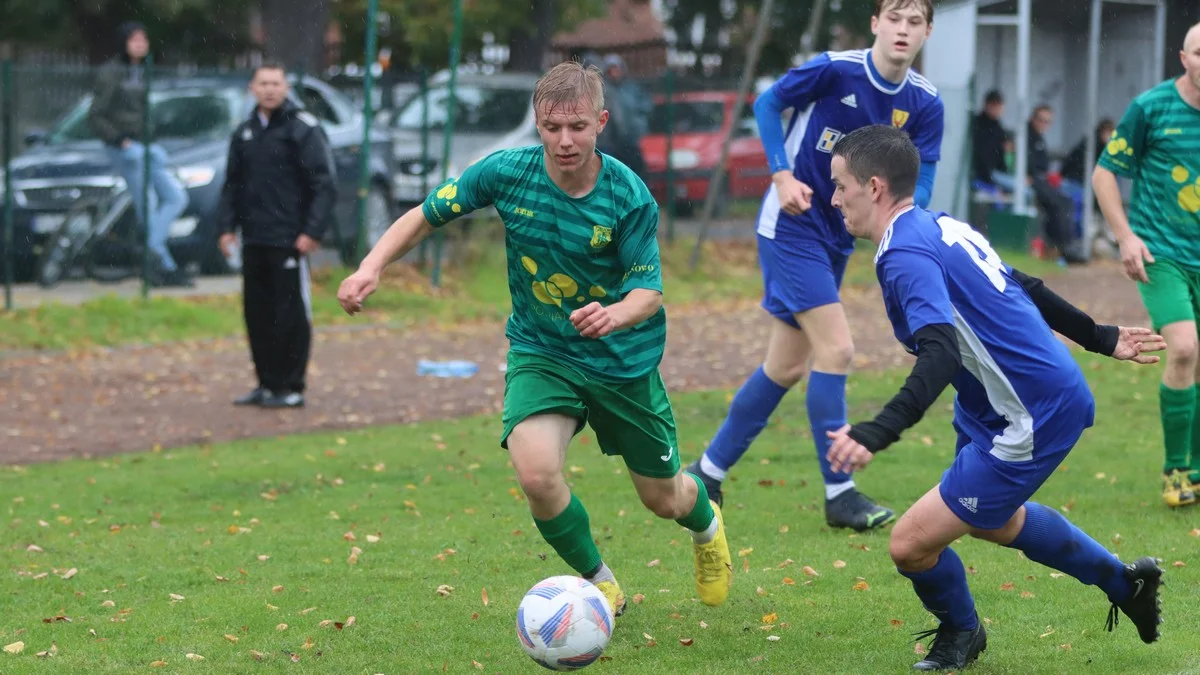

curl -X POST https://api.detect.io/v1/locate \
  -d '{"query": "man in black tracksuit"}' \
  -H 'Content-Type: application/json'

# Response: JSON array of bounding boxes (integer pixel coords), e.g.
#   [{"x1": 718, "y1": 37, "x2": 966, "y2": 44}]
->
[{"x1": 217, "y1": 62, "x2": 337, "y2": 408}]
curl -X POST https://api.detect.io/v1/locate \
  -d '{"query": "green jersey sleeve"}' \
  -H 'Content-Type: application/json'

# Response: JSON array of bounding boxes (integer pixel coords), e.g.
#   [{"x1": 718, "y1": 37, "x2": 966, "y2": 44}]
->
[
  {"x1": 1097, "y1": 99, "x2": 1146, "y2": 178},
  {"x1": 421, "y1": 153, "x2": 503, "y2": 227},
  {"x1": 617, "y1": 202, "x2": 663, "y2": 295}
]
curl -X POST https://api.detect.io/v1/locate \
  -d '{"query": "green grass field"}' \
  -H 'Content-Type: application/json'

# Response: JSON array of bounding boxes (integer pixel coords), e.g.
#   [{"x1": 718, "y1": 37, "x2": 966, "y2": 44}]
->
[
  {"x1": 3, "y1": 353, "x2": 1197, "y2": 674},
  {"x1": 0, "y1": 230, "x2": 1059, "y2": 353}
]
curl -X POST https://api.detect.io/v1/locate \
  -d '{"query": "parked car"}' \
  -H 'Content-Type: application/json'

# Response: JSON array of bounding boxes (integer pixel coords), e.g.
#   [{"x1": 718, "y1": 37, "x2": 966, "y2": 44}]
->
[
  {"x1": 0, "y1": 74, "x2": 396, "y2": 282},
  {"x1": 638, "y1": 91, "x2": 774, "y2": 216},
  {"x1": 386, "y1": 72, "x2": 539, "y2": 210}
]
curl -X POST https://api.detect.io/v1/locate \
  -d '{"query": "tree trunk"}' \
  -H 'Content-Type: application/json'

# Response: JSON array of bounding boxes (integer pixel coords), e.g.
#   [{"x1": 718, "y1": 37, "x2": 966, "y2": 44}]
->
[
  {"x1": 262, "y1": 0, "x2": 330, "y2": 73},
  {"x1": 507, "y1": 0, "x2": 555, "y2": 73}
]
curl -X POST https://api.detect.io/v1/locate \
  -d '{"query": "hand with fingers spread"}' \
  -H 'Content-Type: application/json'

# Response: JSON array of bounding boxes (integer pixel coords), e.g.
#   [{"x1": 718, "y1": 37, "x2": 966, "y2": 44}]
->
[
  {"x1": 1110, "y1": 326, "x2": 1167, "y2": 364},
  {"x1": 825, "y1": 424, "x2": 874, "y2": 475},
  {"x1": 570, "y1": 302, "x2": 617, "y2": 339}
]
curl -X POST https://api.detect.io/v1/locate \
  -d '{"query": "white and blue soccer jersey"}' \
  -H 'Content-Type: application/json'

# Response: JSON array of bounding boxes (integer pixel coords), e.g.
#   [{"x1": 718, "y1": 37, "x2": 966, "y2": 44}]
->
[
  {"x1": 875, "y1": 207, "x2": 1095, "y2": 466},
  {"x1": 758, "y1": 49, "x2": 944, "y2": 253}
]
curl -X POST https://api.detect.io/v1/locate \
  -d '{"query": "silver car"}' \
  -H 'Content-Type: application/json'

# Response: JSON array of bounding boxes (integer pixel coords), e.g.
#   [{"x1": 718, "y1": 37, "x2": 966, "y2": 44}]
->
[{"x1": 386, "y1": 72, "x2": 539, "y2": 210}]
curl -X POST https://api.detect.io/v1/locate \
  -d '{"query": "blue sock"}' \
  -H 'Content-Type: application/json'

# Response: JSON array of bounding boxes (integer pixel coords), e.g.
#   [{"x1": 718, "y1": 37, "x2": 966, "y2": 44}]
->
[
  {"x1": 899, "y1": 547, "x2": 979, "y2": 630},
  {"x1": 807, "y1": 371, "x2": 850, "y2": 486},
  {"x1": 702, "y1": 366, "x2": 790, "y2": 474},
  {"x1": 1005, "y1": 502, "x2": 1131, "y2": 603}
]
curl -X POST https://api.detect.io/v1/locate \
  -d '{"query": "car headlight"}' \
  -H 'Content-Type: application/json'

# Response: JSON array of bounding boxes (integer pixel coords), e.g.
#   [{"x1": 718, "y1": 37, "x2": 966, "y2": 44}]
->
[
  {"x1": 175, "y1": 165, "x2": 216, "y2": 188},
  {"x1": 669, "y1": 149, "x2": 701, "y2": 170}
]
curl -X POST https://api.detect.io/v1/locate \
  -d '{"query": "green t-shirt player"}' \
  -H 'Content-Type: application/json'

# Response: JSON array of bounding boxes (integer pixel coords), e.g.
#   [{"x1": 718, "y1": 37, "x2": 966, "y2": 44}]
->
[
  {"x1": 1093, "y1": 21, "x2": 1200, "y2": 509},
  {"x1": 337, "y1": 61, "x2": 733, "y2": 617}
]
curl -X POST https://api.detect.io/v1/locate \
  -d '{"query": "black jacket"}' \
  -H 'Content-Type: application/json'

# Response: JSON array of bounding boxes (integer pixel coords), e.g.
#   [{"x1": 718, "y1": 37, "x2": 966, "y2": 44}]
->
[
  {"x1": 971, "y1": 112, "x2": 1007, "y2": 183},
  {"x1": 1027, "y1": 123, "x2": 1051, "y2": 179},
  {"x1": 88, "y1": 57, "x2": 150, "y2": 147},
  {"x1": 216, "y1": 100, "x2": 337, "y2": 248}
]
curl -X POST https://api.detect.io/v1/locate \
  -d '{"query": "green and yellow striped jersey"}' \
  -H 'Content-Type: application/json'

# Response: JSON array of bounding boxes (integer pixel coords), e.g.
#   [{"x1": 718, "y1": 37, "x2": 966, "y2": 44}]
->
[
  {"x1": 1098, "y1": 79, "x2": 1200, "y2": 269},
  {"x1": 422, "y1": 145, "x2": 665, "y2": 381}
]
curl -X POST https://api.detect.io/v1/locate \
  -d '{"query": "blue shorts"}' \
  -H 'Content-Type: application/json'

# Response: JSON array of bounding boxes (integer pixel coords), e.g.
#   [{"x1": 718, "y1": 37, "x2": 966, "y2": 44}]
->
[
  {"x1": 941, "y1": 404, "x2": 1093, "y2": 530},
  {"x1": 758, "y1": 234, "x2": 849, "y2": 327}
]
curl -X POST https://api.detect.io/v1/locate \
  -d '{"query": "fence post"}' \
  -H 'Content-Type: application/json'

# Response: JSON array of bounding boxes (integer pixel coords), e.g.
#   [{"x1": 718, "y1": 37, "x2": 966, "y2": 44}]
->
[
  {"x1": 354, "y1": 0, "x2": 380, "y2": 265},
  {"x1": 141, "y1": 52, "x2": 154, "y2": 299},
  {"x1": 417, "y1": 67, "x2": 430, "y2": 268},
  {"x1": 663, "y1": 66, "x2": 676, "y2": 243},
  {"x1": 431, "y1": 0, "x2": 464, "y2": 289},
  {"x1": 3, "y1": 59, "x2": 13, "y2": 311}
]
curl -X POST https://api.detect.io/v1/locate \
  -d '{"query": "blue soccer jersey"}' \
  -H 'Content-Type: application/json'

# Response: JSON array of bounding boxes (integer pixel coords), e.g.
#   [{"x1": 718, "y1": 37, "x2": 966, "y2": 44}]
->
[
  {"x1": 757, "y1": 49, "x2": 944, "y2": 252},
  {"x1": 874, "y1": 208, "x2": 1094, "y2": 464}
]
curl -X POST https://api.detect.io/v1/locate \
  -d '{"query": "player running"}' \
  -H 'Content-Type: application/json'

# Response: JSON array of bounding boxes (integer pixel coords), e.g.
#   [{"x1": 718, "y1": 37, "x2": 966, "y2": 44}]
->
[
  {"x1": 1092, "y1": 21, "x2": 1200, "y2": 508},
  {"x1": 686, "y1": 0, "x2": 944, "y2": 532},
  {"x1": 825, "y1": 125, "x2": 1166, "y2": 671},
  {"x1": 336, "y1": 61, "x2": 733, "y2": 618}
]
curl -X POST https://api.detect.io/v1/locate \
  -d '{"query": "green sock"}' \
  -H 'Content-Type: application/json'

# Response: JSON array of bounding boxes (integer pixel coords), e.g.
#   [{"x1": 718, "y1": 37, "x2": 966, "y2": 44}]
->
[
  {"x1": 1191, "y1": 388, "x2": 1200, "y2": 483},
  {"x1": 675, "y1": 472, "x2": 716, "y2": 532},
  {"x1": 533, "y1": 494, "x2": 602, "y2": 577},
  {"x1": 1160, "y1": 383, "x2": 1195, "y2": 473}
]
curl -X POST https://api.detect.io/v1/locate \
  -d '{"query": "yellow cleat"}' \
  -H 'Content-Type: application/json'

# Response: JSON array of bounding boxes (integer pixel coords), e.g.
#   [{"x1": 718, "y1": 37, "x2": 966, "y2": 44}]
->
[
  {"x1": 593, "y1": 579, "x2": 626, "y2": 617},
  {"x1": 693, "y1": 501, "x2": 733, "y2": 606},
  {"x1": 1162, "y1": 470, "x2": 1197, "y2": 508}
]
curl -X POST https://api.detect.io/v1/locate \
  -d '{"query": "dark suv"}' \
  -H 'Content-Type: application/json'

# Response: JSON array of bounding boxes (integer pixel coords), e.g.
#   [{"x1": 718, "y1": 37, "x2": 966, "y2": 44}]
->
[{"x1": 0, "y1": 74, "x2": 396, "y2": 281}]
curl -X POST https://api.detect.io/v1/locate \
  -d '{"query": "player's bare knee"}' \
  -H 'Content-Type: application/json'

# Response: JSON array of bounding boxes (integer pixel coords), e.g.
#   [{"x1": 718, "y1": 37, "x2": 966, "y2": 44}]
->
[
  {"x1": 811, "y1": 339, "x2": 855, "y2": 373},
  {"x1": 1166, "y1": 338, "x2": 1198, "y2": 371},
  {"x1": 514, "y1": 466, "x2": 564, "y2": 502},
  {"x1": 762, "y1": 359, "x2": 806, "y2": 388},
  {"x1": 639, "y1": 490, "x2": 684, "y2": 520},
  {"x1": 889, "y1": 530, "x2": 936, "y2": 571}
]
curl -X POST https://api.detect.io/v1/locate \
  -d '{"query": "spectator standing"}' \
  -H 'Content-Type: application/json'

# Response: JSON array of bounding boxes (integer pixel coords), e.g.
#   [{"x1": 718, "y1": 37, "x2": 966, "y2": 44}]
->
[
  {"x1": 217, "y1": 62, "x2": 337, "y2": 409},
  {"x1": 88, "y1": 21, "x2": 192, "y2": 287},
  {"x1": 972, "y1": 89, "x2": 1009, "y2": 184}
]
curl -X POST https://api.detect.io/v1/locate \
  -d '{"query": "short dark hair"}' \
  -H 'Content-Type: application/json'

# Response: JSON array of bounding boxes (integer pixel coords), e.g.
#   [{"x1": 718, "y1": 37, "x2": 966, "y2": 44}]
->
[
  {"x1": 984, "y1": 89, "x2": 1004, "y2": 105},
  {"x1": 874, "y1": 0, "x2": 934, "y2": 23},
  {"x1": 831, "y1": 125, "x2": 920, "y2": 200},
  {"x1": 253, "y1": 60, "x2": 288, "y2": 78}
]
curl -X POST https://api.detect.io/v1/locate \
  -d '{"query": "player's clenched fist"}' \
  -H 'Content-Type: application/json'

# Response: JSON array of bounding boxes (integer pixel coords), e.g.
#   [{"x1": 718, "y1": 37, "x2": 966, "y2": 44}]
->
[
  {"x1": 570, "y1": 302, "x2": 617, "y2": 339},
  {"x1": 772, "y1": 171, "x2": 814, "y2": 216},
  {"x1": 337, "y1": 269, "x2": 380, "y2": 316}
]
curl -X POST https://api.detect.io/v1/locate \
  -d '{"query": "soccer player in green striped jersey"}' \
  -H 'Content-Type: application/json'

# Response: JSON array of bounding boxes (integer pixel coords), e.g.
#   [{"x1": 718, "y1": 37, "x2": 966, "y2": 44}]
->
[
  {"x1": 1093, "y1": 21, "x2": 1200, "y2": 508},
  {"x1": 337, "y1": 61, "x2": 733, "y2": 616}
]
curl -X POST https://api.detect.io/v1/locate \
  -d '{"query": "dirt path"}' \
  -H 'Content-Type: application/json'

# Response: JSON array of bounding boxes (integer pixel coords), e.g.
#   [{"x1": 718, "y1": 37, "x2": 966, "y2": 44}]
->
[{"x1": 0, "y1": 260, "x2": 1149, "y2": 464}]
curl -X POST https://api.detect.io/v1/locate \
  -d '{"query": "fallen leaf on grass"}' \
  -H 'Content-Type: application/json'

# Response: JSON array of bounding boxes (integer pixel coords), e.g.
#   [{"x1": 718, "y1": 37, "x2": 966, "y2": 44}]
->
[
  {"x1": 743, "y1": 558, "x2": 749, "y2": 573},
  {"x1": 1059, "y1": 643, "x2": 1072, "y2": 651},
  {"x1": 266, "y1": 603, "x2": 279, "y2": 611},
  {"x1": 766, "y1": 635, "x2": 780, "y2": 642},
  {"x1": 762, "y1": 613, "x2": 778, "y2": 624},
  {"x1": 914, "y1": 643, "x2": 926, "y2": 655},
  {"x1": 186, "y1": 653, "x2": 205, "y2": 661},
  {"x1": 224, "y1": 635, "x2": 239, "y2": 644},
  {"x1": 3, "y1": 641, "x2": 24, "y2": 654},
  {"x1": 699, "y1": 621, "x2": 709, "y2": 629},
  {"x1": 782, "y1": 577, "x2": 796, "y2": 586},
  {"x1": 437, "y1": 585, "x2": 454, "y2": 597},
  {"x1": 738, "y1": 547, "x2": 754, "y2": 557},
  {"x1": 272, "y1": 585, "x2": 285, "y2": 593},
  {"x1": 343, "y1": 531, "x2": 357, "y2": 542},
  {"x1": 889, "y1": 619, "x2": 904, "y2": 627},
  {"x1": 249, "y1": 650, "x2": 265, "y2": 661},
  {"x1": 472, "y1": 660, "x2": 484, "y2": 670},
  {"x1": 300, "y1": 607, "x2": 316, "y2": 615},
  {"x1": 756, "y1": 586, "x2": 767, "y2": 597},
  {"x1": 779, "y1": 525, "x2": 789, "y2": 533},
  {"x1": 1172, "y1": 561, "x2": 1186, "y2": 568},
  {"x1": 42, "y1": 615, "x2": 71, "y2": 623},
  {"x1": 852, "y1": 581, "x2": 870, "y2": 591},
  {"x1": 276, "y1": 624, "x2": 288, "y2": 632},
  {"x1": 1190, "y1": 528, "x2": 1200, "y2": 538},
  {"x1": 366, "y1": 534, "x2": 381, "y2": 544},
  {"x1": 481, "y1": 588, "x2": 489, "y2": 607},
  {"x1": 61, "y1": 568, "x2": 77, "y2": 579},
  {"x1": 802, "y1": 566, "x2": 819, "y2": 577},
  {"x1": 1020, "y1": 591, "x2": 1035, "y2": 598},
  {"x1": 776, "y1": 558, "x2": 794, "y2": 569},
  {"x1": 26, "y1": 545, "x2": 43, "y2": 553},
  {"x1": 290, "y1": 653, "x2": 301, "y2": 663},
  {"x1": 302, "y1": 637, "x2": 314, "y2": 650},
  {"x1": 150, "y1": 660, "x2": 167, "y2": 667},
  {"x1": 1049, "y1": 573, "x2": 1065, "y2": 579},
  {"x1": 999, "y1": 583, "x2": 1015, "y2": 591},
  {"x1": 647, "y1": 559, "x2": 661, "y2": 568},
  {"x1": 833, "y1": 560, "x2": 846, "y2": 569},
  {"x1": 1039, "y1": 627, "x2": 1055, "y2": 638},
  {"x1": 214, "y1": 575, "x2": 229, "y2": 582},
  {"x1": 679, "y1": 638, "x2": 694, "y2": 646},
  {"x1": 318, "y1": 620, "x2": 333, "y2": 628},
  {"x1": 169, "y1": 594, "x2": 185, "y2": 602},
  {"x1": 632, "y1": 594, "x2": 645, "y2": 604},
  {"x1": 257, "y1": 555, "x2": 270, "y2": 562}
]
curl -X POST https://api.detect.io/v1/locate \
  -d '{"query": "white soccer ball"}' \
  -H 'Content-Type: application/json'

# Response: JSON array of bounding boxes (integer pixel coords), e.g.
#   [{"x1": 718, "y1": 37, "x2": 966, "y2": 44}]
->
[{"x1": 516, "y1": 575, "x2": 614, "y2": 671}]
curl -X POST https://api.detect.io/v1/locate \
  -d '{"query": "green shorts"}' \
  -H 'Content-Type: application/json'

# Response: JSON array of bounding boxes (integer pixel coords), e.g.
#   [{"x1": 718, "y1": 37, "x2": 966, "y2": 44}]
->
[
  {"x1": 500, "y1": 350, "x2": 680, "y2": 479},
  {"x1": 1137, "y1": 259, "x2": 1200, "y2": 331}
]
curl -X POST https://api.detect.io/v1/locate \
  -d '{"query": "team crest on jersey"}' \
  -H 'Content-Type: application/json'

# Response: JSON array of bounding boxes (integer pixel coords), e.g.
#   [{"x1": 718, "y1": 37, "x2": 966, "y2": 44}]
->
[
  {"x1": 590, "y1": 225, "x2": 613, "y2": 249},
  {"x1": 891, "y1": 109, "x2": 910, "y2": 128},
  {"x1": 816, "y1": 127, "x2": 843, "y2": 154}
]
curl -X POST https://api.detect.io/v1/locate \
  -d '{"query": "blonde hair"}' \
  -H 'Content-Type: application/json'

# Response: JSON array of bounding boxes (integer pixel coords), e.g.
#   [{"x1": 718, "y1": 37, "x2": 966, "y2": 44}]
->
[{"x1": 533, "y1": 61, "x2": 606, "y2": 116}]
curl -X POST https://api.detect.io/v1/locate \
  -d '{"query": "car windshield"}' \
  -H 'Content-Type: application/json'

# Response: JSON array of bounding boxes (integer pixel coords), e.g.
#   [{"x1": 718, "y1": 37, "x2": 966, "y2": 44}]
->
[
  {"x1": 649, "y1": 100, "x2": 726, "y2": 134},
  {"x1": 47, "y1": 86, "x2": 245, "y2": 145},
  {"x1": 393, "y1": 84, "x2": 530, "y2": 133}
]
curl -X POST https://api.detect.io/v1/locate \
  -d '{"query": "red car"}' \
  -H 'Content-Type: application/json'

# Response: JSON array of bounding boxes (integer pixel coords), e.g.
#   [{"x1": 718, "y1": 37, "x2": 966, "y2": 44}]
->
[{"x1": 638, "y1": 90, "x2": 774, "y2": 216}]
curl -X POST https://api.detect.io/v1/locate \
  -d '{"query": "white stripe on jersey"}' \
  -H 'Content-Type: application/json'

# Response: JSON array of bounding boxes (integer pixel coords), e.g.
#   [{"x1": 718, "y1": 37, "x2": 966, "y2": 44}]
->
[
  {"x1": 951, "y1": 306, "x2": 1036, "y2": 463},
  {"x1": 828, "y1": 48, "x2": 867, "y2": 63},
  {"x1": 906, "y1": 71, "x2": 938, "y2": 97},
  {"x1": 757, "y1": 101, "x2": 817, "y2": 239},
  {"x1": 873, "y1": 206, "x2": 910, "y2": 262},
  {"x1": 862, "y1": 57, "x2": 906, "y2": 95}
]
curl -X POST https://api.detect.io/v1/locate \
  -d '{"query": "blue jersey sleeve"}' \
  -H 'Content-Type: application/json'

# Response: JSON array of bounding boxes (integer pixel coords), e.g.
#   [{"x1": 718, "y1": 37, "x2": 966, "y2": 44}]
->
[
  {"x1": 879, "y1": 247, "x2": 955, "y2": 335},
  {"x1": 756, "y1": 53, "x2": 835, "y2": 174},
  {"x1": 910, "y1": 97, "x2": 945, "y2": 163},
  {"x1": 914, "y1": 161, "x2": 937, "y2": 208}
]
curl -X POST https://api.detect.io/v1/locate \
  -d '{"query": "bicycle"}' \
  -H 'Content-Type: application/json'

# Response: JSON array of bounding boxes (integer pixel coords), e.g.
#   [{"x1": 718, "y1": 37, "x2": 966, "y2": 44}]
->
[{"x1": 36, "y1": 188, "x2": 146, "y2": 288}]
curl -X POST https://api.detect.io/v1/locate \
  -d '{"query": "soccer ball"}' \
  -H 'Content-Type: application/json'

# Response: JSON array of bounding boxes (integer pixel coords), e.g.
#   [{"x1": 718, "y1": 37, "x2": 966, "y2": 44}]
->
[{"x1": 516, "y1": 575, "x2": 614, "y2": 671}]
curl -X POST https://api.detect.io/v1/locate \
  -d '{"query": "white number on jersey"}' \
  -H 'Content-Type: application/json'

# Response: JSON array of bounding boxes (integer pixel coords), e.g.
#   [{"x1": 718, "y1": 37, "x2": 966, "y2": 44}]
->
[{"x1": 936, "y1": 216, "x2": 1007, "y2": 292}]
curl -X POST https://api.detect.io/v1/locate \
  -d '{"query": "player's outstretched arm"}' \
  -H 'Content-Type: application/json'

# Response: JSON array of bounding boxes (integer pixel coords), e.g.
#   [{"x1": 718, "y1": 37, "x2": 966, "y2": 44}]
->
[
  {"x1": 1008, "y1": 267, "x2": 1164, "y2": 363},
  {"x1": 337, "y1": 205, "x2": 434, "y2": 315},
  {"x1": 827, "y1": 323, "x2": 961, "y2": 473}
]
